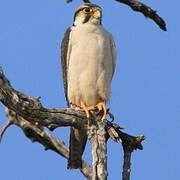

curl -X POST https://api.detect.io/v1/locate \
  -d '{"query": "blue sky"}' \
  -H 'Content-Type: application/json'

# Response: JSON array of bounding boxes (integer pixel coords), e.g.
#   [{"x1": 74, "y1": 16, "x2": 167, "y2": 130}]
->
[{"x1": 0, "y1": 0, "x2": 179, "y2": 179}]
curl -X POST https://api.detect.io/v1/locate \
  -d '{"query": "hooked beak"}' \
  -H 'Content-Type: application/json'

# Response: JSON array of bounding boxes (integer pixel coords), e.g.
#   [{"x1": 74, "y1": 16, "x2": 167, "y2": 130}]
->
[{"x1": 93, "y1": 9, "x2": 101, "y2": 19}]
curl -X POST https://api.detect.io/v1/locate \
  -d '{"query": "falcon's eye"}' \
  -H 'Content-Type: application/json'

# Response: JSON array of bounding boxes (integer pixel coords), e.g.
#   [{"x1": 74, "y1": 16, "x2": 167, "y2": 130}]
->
[{"x1": 83, "y1": 7, "x2": 91, "y2": 13}]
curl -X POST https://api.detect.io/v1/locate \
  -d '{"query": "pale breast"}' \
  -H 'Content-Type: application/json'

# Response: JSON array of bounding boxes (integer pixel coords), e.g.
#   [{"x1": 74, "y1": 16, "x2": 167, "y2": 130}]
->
[{"x1": 67, "y1": 24, "x2": 114, "y2": 106}]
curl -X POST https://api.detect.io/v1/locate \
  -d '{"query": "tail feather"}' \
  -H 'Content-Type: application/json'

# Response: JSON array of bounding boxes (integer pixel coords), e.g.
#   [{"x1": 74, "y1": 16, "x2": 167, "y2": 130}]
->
[{"x1": 68, "y1": 127, "x2": 87, "y2": 169}]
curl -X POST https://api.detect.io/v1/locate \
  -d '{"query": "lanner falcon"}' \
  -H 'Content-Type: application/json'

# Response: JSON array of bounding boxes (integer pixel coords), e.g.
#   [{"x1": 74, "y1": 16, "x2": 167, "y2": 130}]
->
[{"x1": 61, "y1": 3, "x2": 117, "y2": 169}]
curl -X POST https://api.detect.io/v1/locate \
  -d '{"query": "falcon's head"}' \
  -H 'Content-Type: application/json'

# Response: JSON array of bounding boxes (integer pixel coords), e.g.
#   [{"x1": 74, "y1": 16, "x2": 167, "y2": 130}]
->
[{"x1": 73, "y1": 3, "x2": 102, "y2": 26}]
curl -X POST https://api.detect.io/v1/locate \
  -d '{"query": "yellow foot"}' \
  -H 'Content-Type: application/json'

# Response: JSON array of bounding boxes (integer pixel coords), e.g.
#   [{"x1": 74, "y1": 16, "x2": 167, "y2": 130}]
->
[
  {"x1": 80, "y1": 100, "x2": 95, "y2": 119},
  {"x1": 97, "y1": 102, "x2": 107, "y2": 120}
]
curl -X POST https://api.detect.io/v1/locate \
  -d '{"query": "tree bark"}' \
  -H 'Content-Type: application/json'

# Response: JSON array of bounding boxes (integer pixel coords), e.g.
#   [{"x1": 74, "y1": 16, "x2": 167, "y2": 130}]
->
[
  {"x1": 88, "y1": 117, "x2": 108, "y2": 180},
  {"x1": 122, "y1": 151, "x2": 131, "y2": 180}
]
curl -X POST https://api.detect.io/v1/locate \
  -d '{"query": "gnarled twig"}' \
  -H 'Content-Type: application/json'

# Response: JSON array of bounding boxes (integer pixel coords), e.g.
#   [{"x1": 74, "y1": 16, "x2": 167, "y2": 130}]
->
[
  {"x1": 115, "y1": 0, "x2": 166, "y2": 31},
  {"x1": 0, "y1": 118, "x2": 13, "y2": 142}
]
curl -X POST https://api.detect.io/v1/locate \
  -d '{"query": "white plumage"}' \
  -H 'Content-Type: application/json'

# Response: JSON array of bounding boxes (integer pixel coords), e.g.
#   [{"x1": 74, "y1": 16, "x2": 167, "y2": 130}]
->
[{"x1": 67, "y1": 11, "x2": 116, "y2": 107}]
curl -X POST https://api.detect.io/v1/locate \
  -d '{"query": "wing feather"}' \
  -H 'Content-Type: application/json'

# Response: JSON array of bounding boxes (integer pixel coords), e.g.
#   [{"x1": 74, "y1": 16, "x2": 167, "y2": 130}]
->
[
  {"x1": 109, "y1": 34, "x2": 117, "y2": 79},
  {"x1": 61, "y1": 27, "x2": 72, "y2": 105}
]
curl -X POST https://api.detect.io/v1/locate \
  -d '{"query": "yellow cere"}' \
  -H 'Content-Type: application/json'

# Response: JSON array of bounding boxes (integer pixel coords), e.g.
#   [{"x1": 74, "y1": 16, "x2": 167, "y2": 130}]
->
[{"x1": 93, "y1": 10, "x2": 101, "y2": 18}]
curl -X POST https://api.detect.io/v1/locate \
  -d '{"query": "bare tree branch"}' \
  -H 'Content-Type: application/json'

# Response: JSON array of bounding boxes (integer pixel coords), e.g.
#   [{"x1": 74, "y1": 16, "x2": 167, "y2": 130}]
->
[
  {"x1": 3, "y1": 108, "x2": 92, "y2": 179},
  {"x1": 88, "y1": 115, "x2": 108, "y2": 180},
  {"x1": 0, "y1": 117, "x2": 13, "y2": 142},
  {"x1": 120, "y1": 133, "x2": 146, "y2": 180},
  {"x1": 105, "y1": 121, "x2": 146, "y2": 180},
  {"x1": 0, "y1": 67, "x2": 87, "y2": 131},
  {"x1": 0, "y1": 67, "x2": 145, "y2": 179},
  {"x1": 115, "y1": 0, "x2": 166, "y2": 31},
  {"x1": 66, "y1": 0, "x2": 166, "y2": 31}
]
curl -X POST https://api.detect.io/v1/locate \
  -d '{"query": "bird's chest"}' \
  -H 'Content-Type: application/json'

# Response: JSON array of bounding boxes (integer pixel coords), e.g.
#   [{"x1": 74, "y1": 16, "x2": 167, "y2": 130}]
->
[{"x1": 71, "y1": 26, "x2": 109, "y2": 54}]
